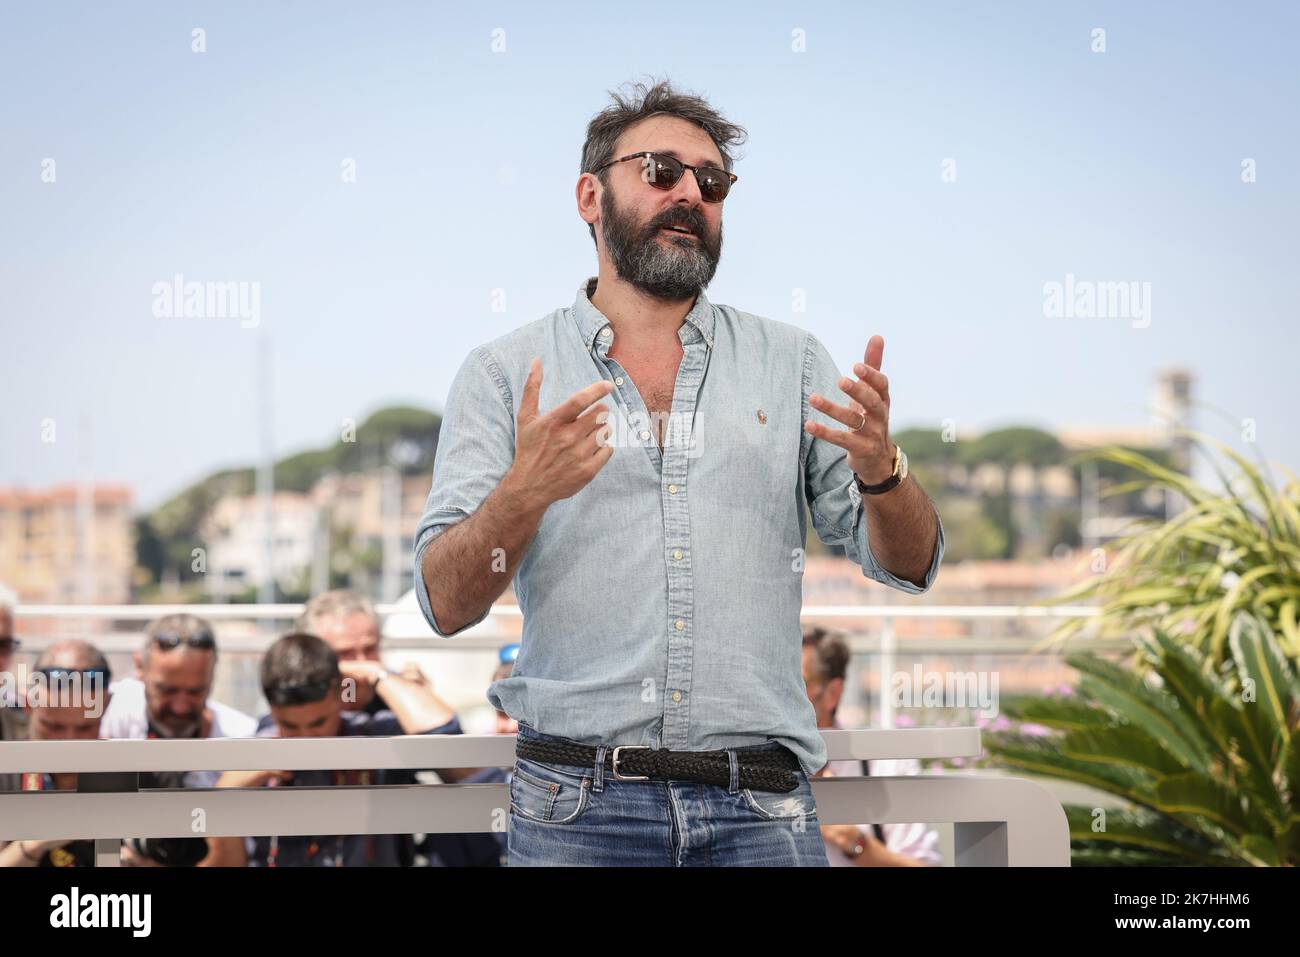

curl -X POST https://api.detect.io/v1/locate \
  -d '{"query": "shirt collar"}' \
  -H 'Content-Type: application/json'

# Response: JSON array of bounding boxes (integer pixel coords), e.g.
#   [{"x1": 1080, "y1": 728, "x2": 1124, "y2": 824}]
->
[{"x1": 572, "y1": 276, "x2": 716, "y2": 353}]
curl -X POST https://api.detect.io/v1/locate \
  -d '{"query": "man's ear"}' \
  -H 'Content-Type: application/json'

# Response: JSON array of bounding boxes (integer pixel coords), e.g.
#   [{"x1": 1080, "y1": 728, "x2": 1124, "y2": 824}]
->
[
  {"x1": 577, "y1": 174, "x2": 601, "y2": 231},
  {"x1": 132, "y1": 650, "x2": 144, "y2": 680},
  {"x1": 826, "y1": 676, "x2": 845, "y2": 712}
]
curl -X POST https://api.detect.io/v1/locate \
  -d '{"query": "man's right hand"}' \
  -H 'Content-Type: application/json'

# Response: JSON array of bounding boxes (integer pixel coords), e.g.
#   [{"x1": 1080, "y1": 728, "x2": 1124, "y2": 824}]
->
[{"x1": 505, "y1": 358, "x2": 615, "y2": 511}]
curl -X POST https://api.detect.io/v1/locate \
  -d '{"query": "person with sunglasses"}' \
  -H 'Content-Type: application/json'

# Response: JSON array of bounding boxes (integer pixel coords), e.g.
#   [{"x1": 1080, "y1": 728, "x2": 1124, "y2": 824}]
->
[
  {"x1": 414, "y1": 78, "x2": 944, "y2": 866},
  {"x1": 98, "y1": 613, "x2": 257, "y2": 789},
  {"x1": 0, "y1": 640, "x2": 112, "y2": 867}
]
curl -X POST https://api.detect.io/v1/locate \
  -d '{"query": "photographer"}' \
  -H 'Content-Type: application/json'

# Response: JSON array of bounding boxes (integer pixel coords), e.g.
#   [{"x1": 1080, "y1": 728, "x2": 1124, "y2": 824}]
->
[
  {"x1": 0, "y1": 640, "x2": 112, "y2": 868},
  {"x1": 100, "y1": 613, "x2": 257, "y2": 787},
  {"x1": 213, "y1": 632, "x2": 464, "y2": 866}
]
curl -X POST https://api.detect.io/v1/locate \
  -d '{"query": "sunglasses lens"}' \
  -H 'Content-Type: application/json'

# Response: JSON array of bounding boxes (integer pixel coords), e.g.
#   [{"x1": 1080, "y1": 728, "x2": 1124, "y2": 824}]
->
[
  {"x1": 695, "y1": 168, "x2": 731, "y2": 203},
  {"x1": 641, "y1": 153, "x2": 684, "y2": 190},
  {"x1": 635, "y1": 152, "x2": 732, "y2": 202},
  {"x1": 153, "y1": 632, "x2": 215, "y2": 650},
  {"x1": 36, "y1": 667, "x2": 110, "y2": 686}
]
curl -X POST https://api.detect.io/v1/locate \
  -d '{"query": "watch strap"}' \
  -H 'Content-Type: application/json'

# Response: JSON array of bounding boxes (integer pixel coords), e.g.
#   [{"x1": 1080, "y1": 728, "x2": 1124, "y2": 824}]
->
[{"x1": 854, "y1": 446, "x2": 903, "y2": 495}]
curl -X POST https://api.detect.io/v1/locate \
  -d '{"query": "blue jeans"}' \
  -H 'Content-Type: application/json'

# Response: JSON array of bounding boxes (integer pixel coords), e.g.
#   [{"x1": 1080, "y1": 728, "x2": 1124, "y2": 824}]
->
[{"x1": 507, "y1": 723, "x2": 829, "y2": 866}]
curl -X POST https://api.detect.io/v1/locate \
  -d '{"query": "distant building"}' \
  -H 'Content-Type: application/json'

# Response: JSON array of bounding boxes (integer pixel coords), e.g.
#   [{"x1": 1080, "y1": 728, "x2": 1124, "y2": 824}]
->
[
  {"x1": 0, "y1": 484, "x2": 134, "y2": 603},
  {"x1": 917, "y1": 368, "x2": 1195, "y2": 556},
  {"x1": 1063, "y1": 367, "x2": 1195, "y2": 546},
  {"x1": 201, "y1": 470, "x2": 430, "y2": 600},
  {"x1": 201, "y1": 491, "x2": 320, "y2": 599},
  {"x1": 311, "y1": 470, "x2": 429, "y2": 595}
]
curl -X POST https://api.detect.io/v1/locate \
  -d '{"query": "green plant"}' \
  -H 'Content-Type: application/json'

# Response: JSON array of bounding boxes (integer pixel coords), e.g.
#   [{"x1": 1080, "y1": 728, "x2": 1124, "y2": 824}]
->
[
  {"x1": 1046, "y1": 433, "x2": 1300, "y2": 667},
  {"x1": 987, "y1": 612, "x2": 1300, "y2": 866}
]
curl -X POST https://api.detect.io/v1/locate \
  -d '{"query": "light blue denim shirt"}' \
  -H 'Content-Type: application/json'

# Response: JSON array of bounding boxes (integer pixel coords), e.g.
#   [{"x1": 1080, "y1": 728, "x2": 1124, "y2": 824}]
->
[{"x1": 413, "y1": 277, "x2": 944, "y2": 776}]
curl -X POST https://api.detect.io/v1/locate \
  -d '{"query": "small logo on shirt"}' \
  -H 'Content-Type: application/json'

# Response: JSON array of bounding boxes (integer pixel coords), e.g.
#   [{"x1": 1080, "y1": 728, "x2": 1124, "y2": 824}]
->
[{"x1": 756, "y1": 409, "x2": 767, "y2": 425}]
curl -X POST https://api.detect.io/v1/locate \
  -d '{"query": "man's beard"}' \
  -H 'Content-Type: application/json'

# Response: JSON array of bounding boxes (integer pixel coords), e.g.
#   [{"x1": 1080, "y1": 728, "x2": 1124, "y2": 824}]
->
[
  {"x1": 149, "y1": 710, "x2": 202, "y2": 738},
  {"x1": 600, "y1": 186, "x2": 722, "y2": 301}
]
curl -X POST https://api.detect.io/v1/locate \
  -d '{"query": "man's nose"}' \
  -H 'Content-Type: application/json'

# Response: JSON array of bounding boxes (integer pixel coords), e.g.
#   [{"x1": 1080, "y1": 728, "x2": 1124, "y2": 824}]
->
[{"x1": 665, "y1": 167, "x2": 703, "y2": 207}]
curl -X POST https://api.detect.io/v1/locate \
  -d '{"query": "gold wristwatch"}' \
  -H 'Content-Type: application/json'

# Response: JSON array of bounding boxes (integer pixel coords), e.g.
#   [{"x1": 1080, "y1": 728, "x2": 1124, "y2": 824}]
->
[{"x1": 854, "y1": 444, "x2": 907, "y2": 495}]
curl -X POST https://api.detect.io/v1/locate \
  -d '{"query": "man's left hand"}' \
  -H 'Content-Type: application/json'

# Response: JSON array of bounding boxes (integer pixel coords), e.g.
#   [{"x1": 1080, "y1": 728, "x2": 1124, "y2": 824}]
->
[
  {"x1": 339, "y1": 659, "x2": 387, "y2": 690},
  {"x1": 804, "y1": 334, "x2": 896, "y2": 485}
]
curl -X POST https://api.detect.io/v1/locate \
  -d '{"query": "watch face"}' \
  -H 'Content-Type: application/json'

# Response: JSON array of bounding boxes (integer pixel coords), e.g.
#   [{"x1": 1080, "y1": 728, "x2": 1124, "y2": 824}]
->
[{"x1": 899, "y1": 450, "x2": 908, "y2": 481}]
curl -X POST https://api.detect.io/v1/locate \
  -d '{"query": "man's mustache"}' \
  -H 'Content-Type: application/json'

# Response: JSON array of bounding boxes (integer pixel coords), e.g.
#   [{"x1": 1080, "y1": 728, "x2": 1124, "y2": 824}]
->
[{"x1": 650, "y1": 210, "x2": 708, "y2": 237}]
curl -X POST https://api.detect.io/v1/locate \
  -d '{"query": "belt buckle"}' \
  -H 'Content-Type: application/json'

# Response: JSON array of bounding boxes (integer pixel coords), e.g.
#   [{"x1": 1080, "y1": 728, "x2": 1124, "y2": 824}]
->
[{"x1": 610, "y1": 745, "x2": 652, "y2": 781}]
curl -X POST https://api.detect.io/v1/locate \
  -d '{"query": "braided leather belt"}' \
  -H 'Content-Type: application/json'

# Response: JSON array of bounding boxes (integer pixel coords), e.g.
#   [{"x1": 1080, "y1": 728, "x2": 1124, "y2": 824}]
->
[{"x1": 515, "y1": 737, "x2": 802, "y2": 793}]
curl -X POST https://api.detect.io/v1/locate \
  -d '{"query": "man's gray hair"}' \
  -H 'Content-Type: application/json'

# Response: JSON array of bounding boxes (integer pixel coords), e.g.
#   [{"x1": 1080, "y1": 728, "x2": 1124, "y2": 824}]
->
[
  {"x1": 580, "y1": 76, "x2": 748, "y2": 246},
  {"x1": 142, "y1": 613, "x2": 218, "y2": 666},
  {"x1": 296, "y1": 589, "x2": 379, "y2": 637}
]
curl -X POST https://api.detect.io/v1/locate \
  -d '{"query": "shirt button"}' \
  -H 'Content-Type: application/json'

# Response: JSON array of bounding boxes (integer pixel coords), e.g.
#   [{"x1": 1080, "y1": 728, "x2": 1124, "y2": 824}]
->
[
  {"x1": 639, "y1": 430, "x2": 651, "y2": 441},
  {"x1": 674, "y1": 619, "x2": 685, "y2": 631},
  {"x1": 668, "y1": 484, "x2": 678, "y2": 494},
  {"x1": 599, "y1": 328, "x2": 611, "y2": 339},
  {"x1": 672, "y1": 548, "x2": 683, "y2": 560},
  {"x1": 615, "y1": 376, "x2": 624, "y2": 385},
  {"x1": 671, "y1": 691, "x2": 683, "y2": 703}
]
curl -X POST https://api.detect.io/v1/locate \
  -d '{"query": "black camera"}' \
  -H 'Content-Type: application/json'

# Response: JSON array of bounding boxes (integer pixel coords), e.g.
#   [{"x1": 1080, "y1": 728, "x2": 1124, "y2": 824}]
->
[{"x1": 126, "y1": 836, "x2": 209, "y2": 868}]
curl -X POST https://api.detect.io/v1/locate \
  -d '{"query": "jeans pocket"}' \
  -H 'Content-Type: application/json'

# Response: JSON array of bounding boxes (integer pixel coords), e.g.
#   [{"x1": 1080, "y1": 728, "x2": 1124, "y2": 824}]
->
[
  {"x1": 741, "y1": 774, "x2": 817, "y2": 823},
  {"x1": 509, "y1": 759, "x2": 591, "y2": 825}
]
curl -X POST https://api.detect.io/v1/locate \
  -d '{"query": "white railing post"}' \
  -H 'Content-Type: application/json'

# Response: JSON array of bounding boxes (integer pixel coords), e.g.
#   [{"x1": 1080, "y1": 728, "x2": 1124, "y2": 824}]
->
[{"x1": 878, "y1": 613, "x2": 896, "y2": 729}]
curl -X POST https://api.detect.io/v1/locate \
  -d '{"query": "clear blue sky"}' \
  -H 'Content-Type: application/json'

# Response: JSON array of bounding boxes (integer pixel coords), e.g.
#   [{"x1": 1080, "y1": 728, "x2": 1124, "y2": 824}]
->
[{"x1": 2, "y1": 0, "x2": 1296, "y2": 508}]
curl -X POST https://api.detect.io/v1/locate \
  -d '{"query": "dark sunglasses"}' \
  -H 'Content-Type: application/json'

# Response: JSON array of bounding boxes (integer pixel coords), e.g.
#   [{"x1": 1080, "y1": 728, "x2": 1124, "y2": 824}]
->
[
  {"x1": 593, "y1": 151, "x2": 737, "y2": 203},
  {"x1": 0, "y1": 637, "x2": 21, "y2": 652},
  {"x1": 35, "y1": 666, "x2": 112, "y2": 686},
  {"x1": 151, "y1": 631, "x2": 215, "y2": 651}
]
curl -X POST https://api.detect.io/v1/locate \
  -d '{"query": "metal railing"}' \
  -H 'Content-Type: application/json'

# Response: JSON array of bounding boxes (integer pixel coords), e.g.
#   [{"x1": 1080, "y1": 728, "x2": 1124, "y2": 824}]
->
[{"x1": 0, "y1": 728, "x2": 1070, "y2": 867}]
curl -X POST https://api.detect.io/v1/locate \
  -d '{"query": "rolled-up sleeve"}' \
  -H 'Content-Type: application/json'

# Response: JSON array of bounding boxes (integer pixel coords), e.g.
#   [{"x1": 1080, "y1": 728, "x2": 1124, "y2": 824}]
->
[
  {"x1": 413, "y1": 346, "x2": 517, "y2": 636},
  {"x1": 420, "y1": 714, "x2": 462, "y2": 736},
  {"x1": 800, "y1": 333, "x2": 944, "y2": 595}
]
